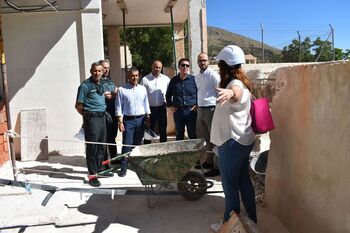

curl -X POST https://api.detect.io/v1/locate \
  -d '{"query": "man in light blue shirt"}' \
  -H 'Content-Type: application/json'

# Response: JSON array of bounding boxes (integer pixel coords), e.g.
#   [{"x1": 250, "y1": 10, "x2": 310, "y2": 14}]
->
[{"x1": 115, "y1": 67, "x2": 151, "y2": 177}]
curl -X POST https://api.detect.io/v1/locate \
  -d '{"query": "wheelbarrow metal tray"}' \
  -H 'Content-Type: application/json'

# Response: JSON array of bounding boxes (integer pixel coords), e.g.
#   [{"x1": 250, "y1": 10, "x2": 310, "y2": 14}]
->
[{"x1": 128, "y1": 139, "x2": 205, "y2": 185}]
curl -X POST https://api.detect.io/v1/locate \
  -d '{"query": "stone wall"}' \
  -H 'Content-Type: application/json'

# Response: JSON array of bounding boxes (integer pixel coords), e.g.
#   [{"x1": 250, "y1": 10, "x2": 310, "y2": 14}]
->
[{"x1": 265, "y1": 61, "x2": 350, "y2": 233}]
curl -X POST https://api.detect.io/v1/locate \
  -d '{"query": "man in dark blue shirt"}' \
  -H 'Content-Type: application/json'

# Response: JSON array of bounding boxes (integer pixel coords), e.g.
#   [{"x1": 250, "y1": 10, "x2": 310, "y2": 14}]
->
[{"x1": 166, "y1": 58, "x2": 197, "y2": 140}]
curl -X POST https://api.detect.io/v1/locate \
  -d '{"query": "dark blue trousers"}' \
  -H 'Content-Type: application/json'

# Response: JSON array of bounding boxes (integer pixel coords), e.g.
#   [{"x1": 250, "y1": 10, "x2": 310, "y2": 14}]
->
[
  {"x1": 218, "y1": 138, "x2": 257, "y2": 223},
  {"x1": 121, "y1": 116, "x2": 145, "y2": 154},
  {"x1": 173, "y1": 108, "x2": 197, "y2": 140}
]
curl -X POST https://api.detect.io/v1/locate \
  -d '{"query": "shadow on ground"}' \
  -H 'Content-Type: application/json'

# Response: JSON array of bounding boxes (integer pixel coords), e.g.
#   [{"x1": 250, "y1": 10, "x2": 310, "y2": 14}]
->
[
  {"x1": 20, "y1": 165, "x2": 87, "y2": 183},
  {"x1": 77, "y1": 194, "x2": 225, "y2": 233},
  {"x1": 47, "y1": 155, "x2": 87, "y2": 167}
]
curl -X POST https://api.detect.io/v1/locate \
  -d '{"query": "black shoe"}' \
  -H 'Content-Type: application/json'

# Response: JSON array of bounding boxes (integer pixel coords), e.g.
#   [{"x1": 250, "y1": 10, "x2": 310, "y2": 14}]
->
[
  {"x1": 88, "y1": 178, "x2": 101, "y2": 187},
  {"x1": 101, "y1": 171, "x2": 114, "y2": 178},
  {"x1": 195, "y1": 162, "x2": 213, "y2": 169},
  {"x1": 204, "y1": 169, "x2": 220, "y2": 177},
  {"x1": 118, "y1": 168, "x2": 127, "y2": 177},
  {"x1": 111, "y1": 159, "x2": 121, "y2": 165},
  {"x1": 118, "y1": 160, "x2": 128, "y2": 177}
]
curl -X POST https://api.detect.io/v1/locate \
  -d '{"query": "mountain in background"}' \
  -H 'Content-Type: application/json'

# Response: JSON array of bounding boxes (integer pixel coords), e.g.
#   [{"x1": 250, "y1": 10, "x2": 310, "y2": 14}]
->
[{"x1": 207, "y1": 26, "x2": 281, "y2": 63}]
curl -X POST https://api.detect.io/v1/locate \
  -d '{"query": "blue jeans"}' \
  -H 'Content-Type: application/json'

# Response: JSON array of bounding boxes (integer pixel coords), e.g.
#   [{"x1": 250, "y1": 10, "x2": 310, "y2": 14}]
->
[
  {"x1": 121, "y1": 116, "x2": 145, "y2": 154},
  {"x1": 173, "y1": 108, "x2": 197, "y2": 140},
  {"x1": 218, "y1": 138, "x2": 257, "y2": 223}
]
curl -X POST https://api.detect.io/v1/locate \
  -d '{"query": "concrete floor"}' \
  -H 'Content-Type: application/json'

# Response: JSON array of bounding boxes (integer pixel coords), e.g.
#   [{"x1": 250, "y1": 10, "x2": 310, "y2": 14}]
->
[{"x1": 0, "y1": 154, "x2": 289, "y2": 233}]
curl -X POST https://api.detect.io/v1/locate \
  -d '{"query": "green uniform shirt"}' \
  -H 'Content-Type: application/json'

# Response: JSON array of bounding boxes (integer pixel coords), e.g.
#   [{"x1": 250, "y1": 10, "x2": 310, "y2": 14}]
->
[{"x1": 76, "y1": 77, "x2": 106, "y2": 112}]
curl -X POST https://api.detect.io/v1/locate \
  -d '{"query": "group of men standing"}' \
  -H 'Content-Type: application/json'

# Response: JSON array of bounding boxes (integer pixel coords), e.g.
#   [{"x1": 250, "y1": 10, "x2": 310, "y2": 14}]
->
[{"x1": 75, "y1": 53, "x2": 220, "y2": 187}]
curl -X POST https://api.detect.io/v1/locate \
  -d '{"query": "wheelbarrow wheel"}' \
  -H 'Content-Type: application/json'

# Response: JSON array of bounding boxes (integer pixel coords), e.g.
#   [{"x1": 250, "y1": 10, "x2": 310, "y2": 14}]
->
[{"x1": 177, "y1": 171, "x2": 207, "y2": 201}]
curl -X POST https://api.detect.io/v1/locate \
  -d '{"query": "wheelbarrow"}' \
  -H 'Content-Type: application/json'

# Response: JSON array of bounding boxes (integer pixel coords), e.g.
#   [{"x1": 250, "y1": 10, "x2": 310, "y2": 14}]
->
[
  {"x1": 0, "y1": 139, "x2": 216, "y2": 208},
  {"x1": 102, "y1": 139, "x2": 214, "y2": 205}
]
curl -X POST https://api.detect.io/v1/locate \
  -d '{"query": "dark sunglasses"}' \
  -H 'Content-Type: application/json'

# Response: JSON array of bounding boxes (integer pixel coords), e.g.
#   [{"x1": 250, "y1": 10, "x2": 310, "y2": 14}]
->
[{"x1": 180, "y1": 64, "x2": 190, "y2": 68}]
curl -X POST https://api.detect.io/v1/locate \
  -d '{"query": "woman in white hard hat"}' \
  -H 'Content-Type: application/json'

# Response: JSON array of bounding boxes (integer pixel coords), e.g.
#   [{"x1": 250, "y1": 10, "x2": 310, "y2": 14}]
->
[{"x1": 210, "y1": 45, "x2": 256, "y2": 232}]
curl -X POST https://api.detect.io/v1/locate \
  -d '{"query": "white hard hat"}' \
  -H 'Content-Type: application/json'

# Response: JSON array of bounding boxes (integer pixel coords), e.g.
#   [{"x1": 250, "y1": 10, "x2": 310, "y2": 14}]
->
[
  {"x1": 216, "y1": 45, "x2": 246, "y2": 66},
  {"x1": 144, "y1": 129, "x2": 159, "y2": 141}
]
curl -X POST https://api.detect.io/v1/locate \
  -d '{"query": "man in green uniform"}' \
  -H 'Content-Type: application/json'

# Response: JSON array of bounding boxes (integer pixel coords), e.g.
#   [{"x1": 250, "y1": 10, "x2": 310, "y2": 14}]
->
[{"x1": 75, "y1": 62, "x2": 113, "y2": 187}]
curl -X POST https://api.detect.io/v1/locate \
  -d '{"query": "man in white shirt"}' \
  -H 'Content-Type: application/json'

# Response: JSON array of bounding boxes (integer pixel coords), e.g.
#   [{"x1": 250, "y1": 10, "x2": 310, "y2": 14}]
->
[
  {"x1": 195, "y1": 53, "x2": 220, "y2": 177},
  {"x1": 140, "y1": 60, "x2": 170, "y2": 143}
]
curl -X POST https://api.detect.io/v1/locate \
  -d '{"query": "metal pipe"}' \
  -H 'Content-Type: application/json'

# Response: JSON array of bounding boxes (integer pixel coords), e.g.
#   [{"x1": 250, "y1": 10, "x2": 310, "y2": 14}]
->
[
  {"x1": 261, "y1": 24, "x2": 264, "y2": 63},
  {"x1": 1, "y1": 53, "x2": 17, "y2": 181},
  {"x1": 330, "y1": 24, "x2": 335, "y2": 61},
  {"x1": 3, "y1": 0, "x2": 56, "y2": 12},
  {"x1": 43, "y1": 0, "x2": 58, "y2": 12},
  {"x1": 122, "y1": 8, "x2": 128, "y2": 83},
  {"x1": 170, "y1": 6, "x2": 178, "y2": 74},
  {"x1": 297, "y1": 30, "x2": 301, "y2": 62}
]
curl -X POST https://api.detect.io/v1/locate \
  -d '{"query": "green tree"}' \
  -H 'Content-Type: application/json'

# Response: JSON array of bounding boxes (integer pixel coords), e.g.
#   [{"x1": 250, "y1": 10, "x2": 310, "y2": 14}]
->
[
  {"x1": 334, "y1": 48, "x2": 344, "y2": 60},
  {"x1": 300, "y1": 37, "x2": 313, "y2": 61},
  {"x1": 342, "y1": 49, "x2": 350, "y2": 60},
  {"x1": 281, "y1": 39, "x2": 299, "y2": 62},
  {"x1": 122, "y1": 27, "x2": 174, "y2": 76},
  {"x1": 313, "y1": 37, "x2": 332, "y2": 61},
  {"x1": 281, "y1": 37, "x2": 312, "y2": 62},
  {"x1": 281, "y1": 36, "x2": 349, "y2": 62}
]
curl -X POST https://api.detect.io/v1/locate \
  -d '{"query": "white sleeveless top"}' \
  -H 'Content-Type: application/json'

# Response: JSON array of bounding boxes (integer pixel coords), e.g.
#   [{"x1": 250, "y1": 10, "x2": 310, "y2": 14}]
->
[{"x1": 210, "y1": 79, "x2": 255, "y2": 146}]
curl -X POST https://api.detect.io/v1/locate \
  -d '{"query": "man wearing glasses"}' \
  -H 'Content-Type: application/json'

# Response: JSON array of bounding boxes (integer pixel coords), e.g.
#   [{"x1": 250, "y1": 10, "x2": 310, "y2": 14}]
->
[{"x1": 166, "y1": 58, "x2": 197, "y2": 140}]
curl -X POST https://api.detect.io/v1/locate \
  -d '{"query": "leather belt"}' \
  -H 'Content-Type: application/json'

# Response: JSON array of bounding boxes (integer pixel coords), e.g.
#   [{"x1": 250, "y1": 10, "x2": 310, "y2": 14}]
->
[
  {"x1": 174, "y1": 105, "x2": 194, "y2": 110},
  {"x1": 199, "y1": 105, "x2": 215, "y2": 109},
  {"x1": 123, "y1": 115, "x2": 144, "y2": 120},
  {"x1": 83, "y1": 111, "x2": 105, "y2": 117}
]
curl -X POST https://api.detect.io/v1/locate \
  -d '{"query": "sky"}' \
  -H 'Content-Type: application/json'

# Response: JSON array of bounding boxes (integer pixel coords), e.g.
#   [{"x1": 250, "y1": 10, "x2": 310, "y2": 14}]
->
[{"x1": 206, "y1": 0, "x2": 350, "y2": 51}]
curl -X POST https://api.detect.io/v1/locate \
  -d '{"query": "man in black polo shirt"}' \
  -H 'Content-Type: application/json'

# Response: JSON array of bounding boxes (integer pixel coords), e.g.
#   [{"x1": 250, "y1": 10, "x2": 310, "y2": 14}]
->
[
  {"x1": 166, "y1": 58, "x2": 197, "y2": 140},
  {"x1": 75, "y1": 62, "x2": 113, "y2": 187},
  {"x1": 99, "y1": 59, "x2": 118, "y2": 162}
]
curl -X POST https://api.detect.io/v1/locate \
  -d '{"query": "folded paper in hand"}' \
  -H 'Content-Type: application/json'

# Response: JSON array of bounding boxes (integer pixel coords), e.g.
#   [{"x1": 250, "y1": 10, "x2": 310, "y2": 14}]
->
[{"x1": 74, "y1": 128, "x2": 85, "y2": 141}]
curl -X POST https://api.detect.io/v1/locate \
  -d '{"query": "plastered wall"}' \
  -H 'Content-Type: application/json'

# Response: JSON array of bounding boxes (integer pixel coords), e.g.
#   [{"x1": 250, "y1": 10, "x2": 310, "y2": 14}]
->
[
  {"x1": 265, "y1": 61, "x2": 350, "y2": 233},
  {"x1": 2, "y1": 0, "x2": 104, "y2": 155}
]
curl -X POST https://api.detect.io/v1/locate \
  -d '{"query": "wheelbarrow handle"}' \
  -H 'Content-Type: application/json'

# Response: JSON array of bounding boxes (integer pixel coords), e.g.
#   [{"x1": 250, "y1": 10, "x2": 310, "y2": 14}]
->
[
  {"x1": 102, "y1": 152, "x2": 131, "y2": 165},
  {"x1": 102, "y1": 160, "x2": 110, "y2": 165}
]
